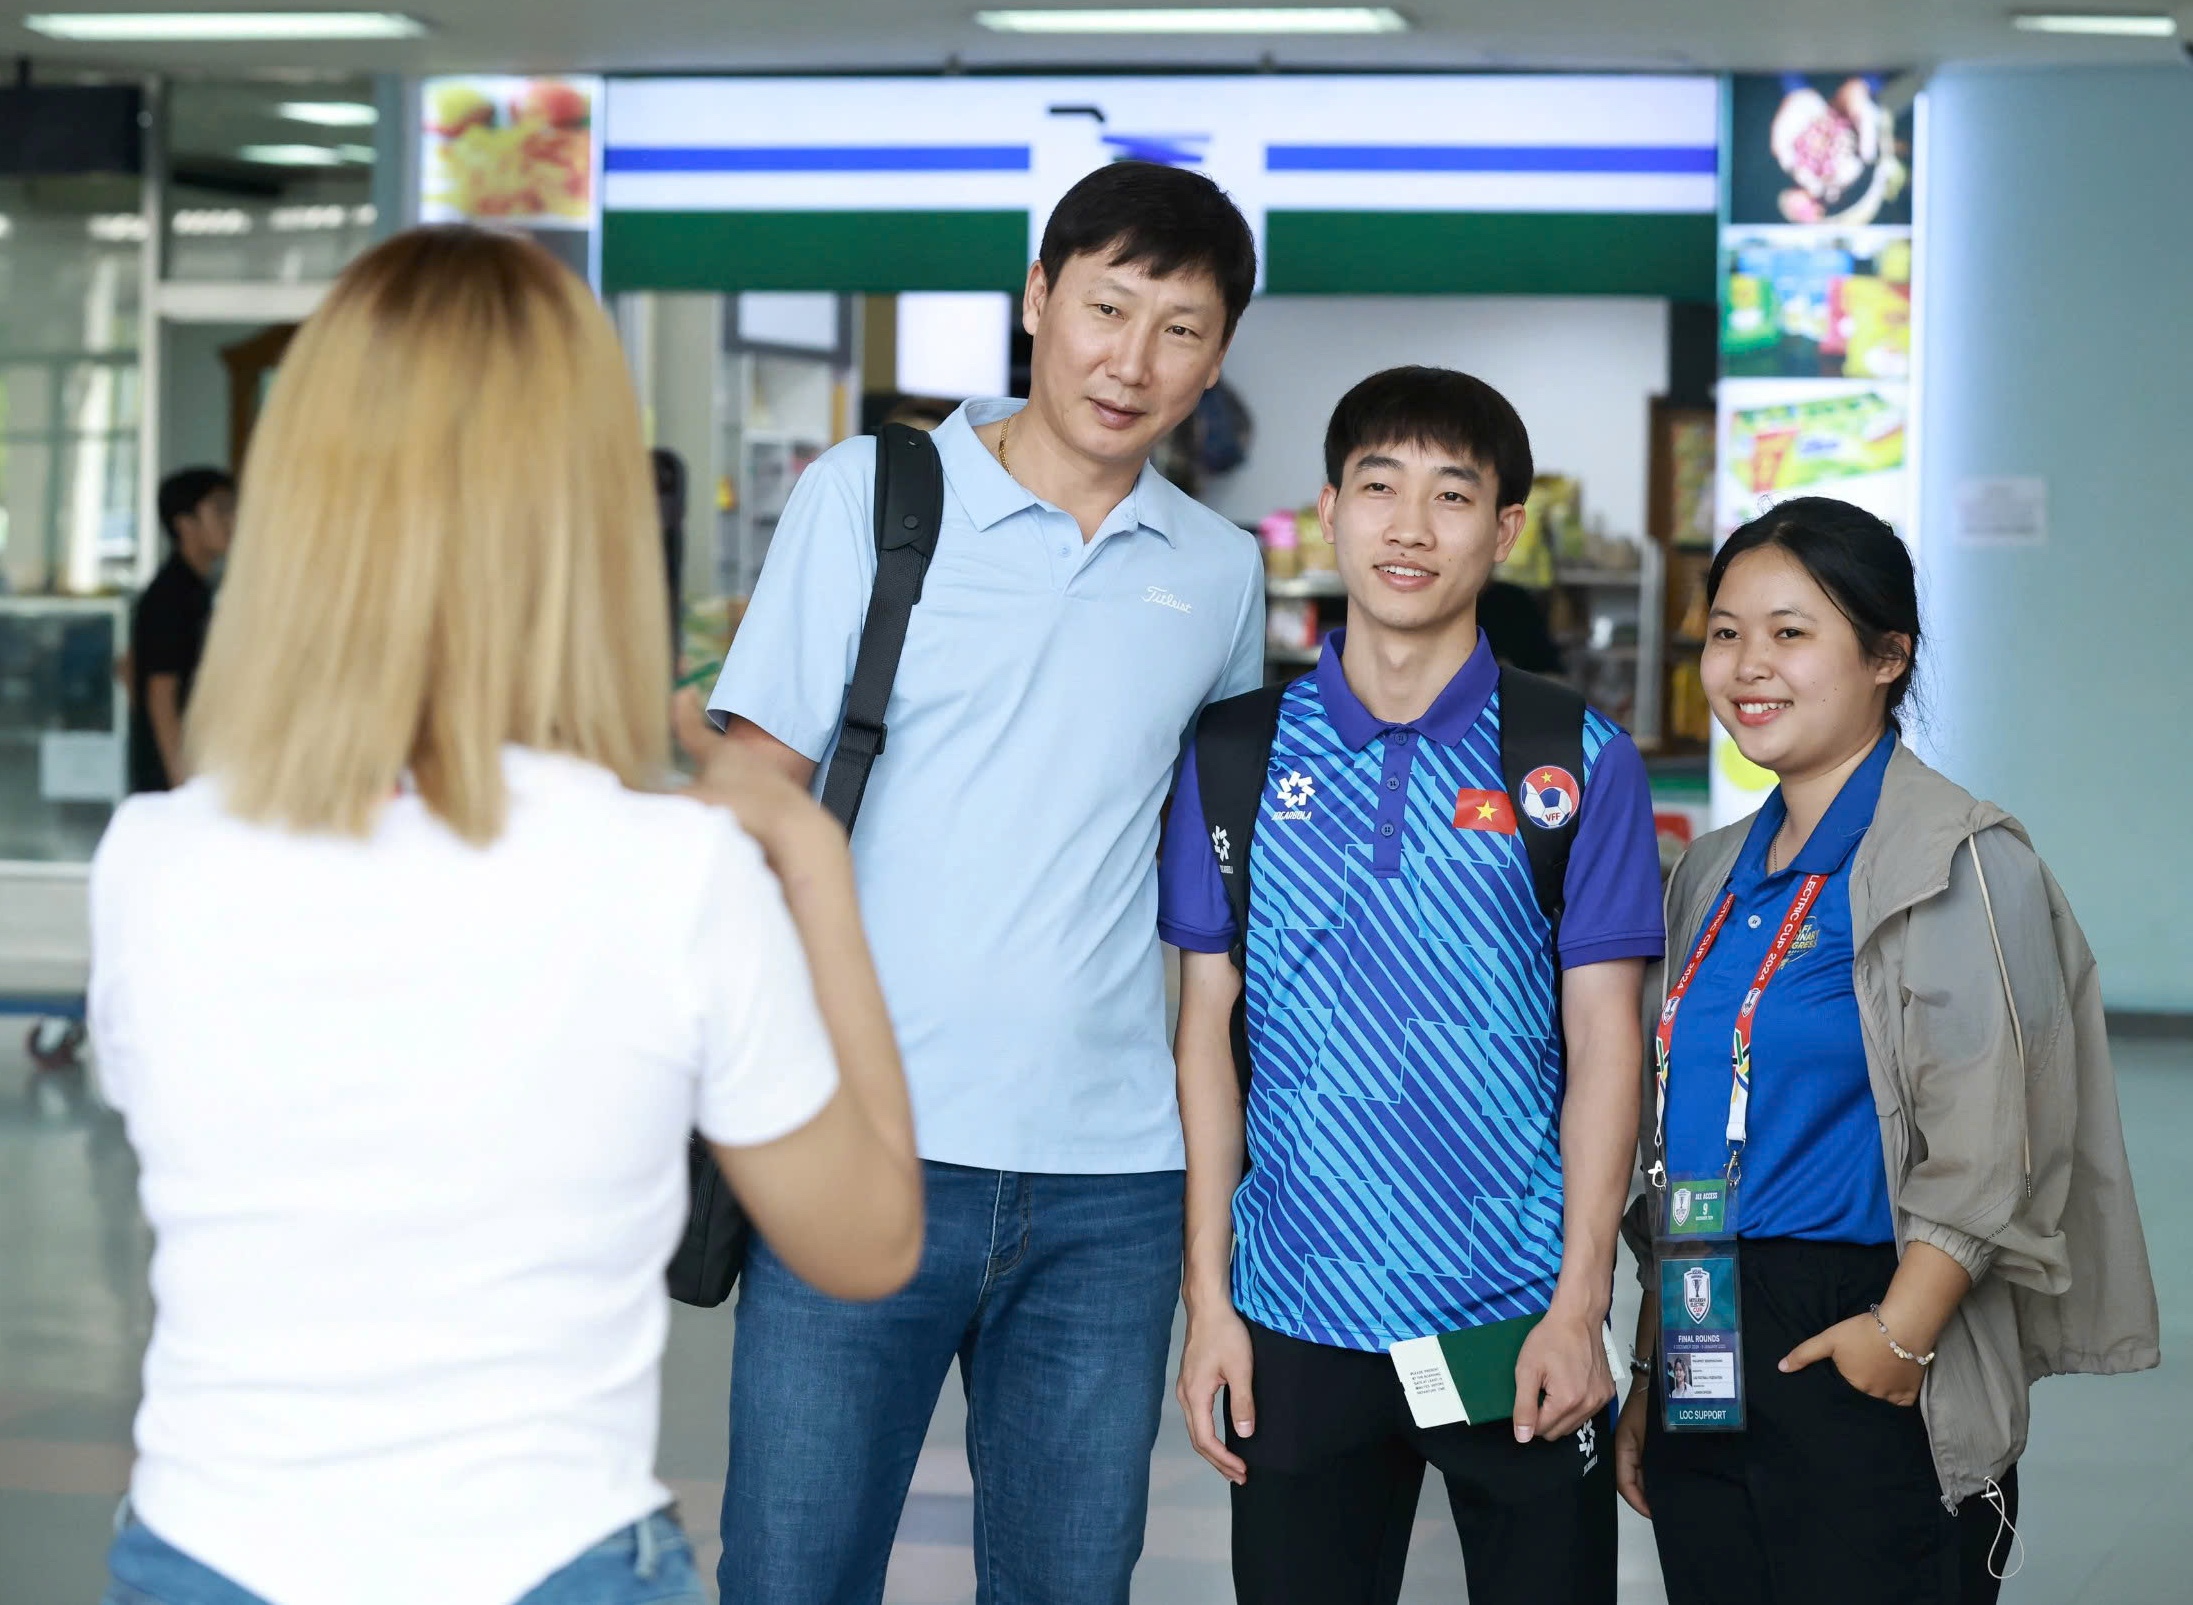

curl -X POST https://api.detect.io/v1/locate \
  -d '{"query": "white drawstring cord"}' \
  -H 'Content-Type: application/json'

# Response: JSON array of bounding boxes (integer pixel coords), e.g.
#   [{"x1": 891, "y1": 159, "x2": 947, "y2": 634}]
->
[{"x1": 1983, "y1": 1477, "x2": 2026, "y2": 1582}]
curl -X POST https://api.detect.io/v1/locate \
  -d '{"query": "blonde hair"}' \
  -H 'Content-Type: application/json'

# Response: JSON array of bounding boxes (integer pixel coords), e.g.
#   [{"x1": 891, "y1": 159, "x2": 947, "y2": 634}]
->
[{"x1": 187, "y1": 226, "x2": 669, "y2": 844}]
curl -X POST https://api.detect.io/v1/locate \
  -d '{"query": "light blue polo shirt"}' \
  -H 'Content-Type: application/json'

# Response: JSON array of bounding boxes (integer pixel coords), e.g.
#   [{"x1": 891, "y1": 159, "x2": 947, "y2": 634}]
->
[{"x1": 709, "y1": 399, "x2": 1265, "y2": 1173}]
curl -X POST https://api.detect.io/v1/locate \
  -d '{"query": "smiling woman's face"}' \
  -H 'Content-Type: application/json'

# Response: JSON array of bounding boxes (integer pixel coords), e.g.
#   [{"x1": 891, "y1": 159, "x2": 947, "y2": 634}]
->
[{"x1": 1702, "y1": 544, "x2": 1905, "y2": 780}]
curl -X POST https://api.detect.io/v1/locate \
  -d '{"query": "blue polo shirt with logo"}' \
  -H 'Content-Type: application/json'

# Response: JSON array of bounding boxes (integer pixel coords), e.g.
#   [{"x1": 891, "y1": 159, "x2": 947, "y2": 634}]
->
[
  {"x1": 713, "y1": 399, "x2": 1265, "y2": 1175},
  {"x1": 1158, "y1": 631, "x2": 1664, "y2": 1351},
  {"x1": 1660, "y1": 730, "x2": 1895, "y2": 1244}
]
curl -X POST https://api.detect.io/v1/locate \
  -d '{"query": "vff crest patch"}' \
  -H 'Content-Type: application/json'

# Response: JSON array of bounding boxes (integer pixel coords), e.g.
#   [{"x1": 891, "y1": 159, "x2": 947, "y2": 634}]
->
[{"x1": 1519, "y1": 765, "x2": 1580, "y2": 830}]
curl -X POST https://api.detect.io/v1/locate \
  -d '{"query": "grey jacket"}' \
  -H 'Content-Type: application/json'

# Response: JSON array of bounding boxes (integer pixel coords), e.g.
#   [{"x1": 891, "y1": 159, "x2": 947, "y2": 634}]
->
[{"x1": 1625, "y1": 743, "x2": 2160, "y2": 1505}]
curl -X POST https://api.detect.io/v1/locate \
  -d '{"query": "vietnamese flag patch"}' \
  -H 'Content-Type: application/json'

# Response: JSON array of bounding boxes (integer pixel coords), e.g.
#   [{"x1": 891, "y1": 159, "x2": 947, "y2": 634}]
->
[{"x1": 1453, "y1": 789, "x2": 1517, "y2": 834}]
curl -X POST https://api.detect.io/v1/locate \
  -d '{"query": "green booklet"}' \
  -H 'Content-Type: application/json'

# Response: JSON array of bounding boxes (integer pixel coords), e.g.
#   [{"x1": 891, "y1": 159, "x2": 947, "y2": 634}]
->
[{"x1": 1389, "y1": 1315, "x2": 1627, "y2": 1428}]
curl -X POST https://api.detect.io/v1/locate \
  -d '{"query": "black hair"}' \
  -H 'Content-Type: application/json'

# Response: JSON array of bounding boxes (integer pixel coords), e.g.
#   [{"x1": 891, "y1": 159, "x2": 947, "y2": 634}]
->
[
  {"x1": 1037, "y1": 161, "x2": 1257, "y2": 340},
  {"x1": 1707, "y1": 496, "x2": 1922, "y2": 731},
  {"x1": 157, "y1": 466, "x2": 235, "y2": 544},
  {"x1": 1322, "y1": 366, "x2": 1535, "y2": 508}
]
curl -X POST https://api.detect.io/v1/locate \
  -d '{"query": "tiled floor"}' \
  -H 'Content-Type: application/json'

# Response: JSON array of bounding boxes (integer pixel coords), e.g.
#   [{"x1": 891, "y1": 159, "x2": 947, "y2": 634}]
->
[{"x1": 3, "y1": 1031, "x2": 2188, "y2": 1603}]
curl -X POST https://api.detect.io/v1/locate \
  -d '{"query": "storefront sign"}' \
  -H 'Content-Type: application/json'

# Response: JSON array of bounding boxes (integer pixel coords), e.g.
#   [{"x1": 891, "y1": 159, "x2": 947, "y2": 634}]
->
[{"x1": 599, "y1": 74, "x2": 1718, "y2": 297}]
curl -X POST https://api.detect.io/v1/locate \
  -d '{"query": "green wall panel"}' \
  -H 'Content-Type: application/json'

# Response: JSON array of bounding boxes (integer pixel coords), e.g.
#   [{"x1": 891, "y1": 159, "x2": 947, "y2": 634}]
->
[
  {"x1": 604, "y1": 207, "x2": 1716, "y2": 300},
  {"x1": 602, "y1": 210, "x2": 1028, "y2": 294},
  {"x1": 1264, "y1": 211, "x2": 1717, "y2": 299}
]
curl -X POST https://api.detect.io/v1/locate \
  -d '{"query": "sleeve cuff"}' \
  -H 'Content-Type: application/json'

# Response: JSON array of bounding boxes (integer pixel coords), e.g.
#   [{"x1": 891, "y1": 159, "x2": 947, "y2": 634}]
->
[
  {"x1": 1559, "y1": 932, "x2": 1667, "y2": 971},
  {"x1": 707, "y1": 700, "x2": 833, "y2": 765},
  {"x1": 698, "y1": 1057, "x2": 840, "y2": 1151},
  {"x1": 1903, "y1": 1219, "x2": 1999, "y2": 1284},
  {"x1": 1160, "y1": 920, "x2": 1236, "y2": 954}
]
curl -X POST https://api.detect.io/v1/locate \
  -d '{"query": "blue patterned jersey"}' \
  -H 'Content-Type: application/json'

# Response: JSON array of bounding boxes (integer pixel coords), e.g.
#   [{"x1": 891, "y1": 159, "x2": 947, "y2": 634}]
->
[{"x1": 1158, "y1": 631, "x2": 1665, "y2": 1350}]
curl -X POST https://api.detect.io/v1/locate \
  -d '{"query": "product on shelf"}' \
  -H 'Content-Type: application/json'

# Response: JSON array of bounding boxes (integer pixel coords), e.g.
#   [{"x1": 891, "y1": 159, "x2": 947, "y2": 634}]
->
[
  {"x1": 1294, "y1": 507, "x2": 1336, "y2": 573},
  {"x1": 1669, "y1": 659, "x2": 1713, "y2": 744},
  {"x1": 1258, "y1": 511, "x2": 1300, "y2": 581},
  {"x1": 1266, "y1": 597, "x2": 1321, "y2": 653},
  {"x1": 1498, "y1": 476, "x2": 1574, "y2": 589}
]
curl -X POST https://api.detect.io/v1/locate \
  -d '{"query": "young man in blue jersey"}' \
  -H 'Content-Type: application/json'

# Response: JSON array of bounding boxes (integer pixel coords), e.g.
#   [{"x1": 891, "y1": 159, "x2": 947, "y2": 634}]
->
[{"x1": 1160, "y1": 367, "x2": 1665, "y2": 1604}]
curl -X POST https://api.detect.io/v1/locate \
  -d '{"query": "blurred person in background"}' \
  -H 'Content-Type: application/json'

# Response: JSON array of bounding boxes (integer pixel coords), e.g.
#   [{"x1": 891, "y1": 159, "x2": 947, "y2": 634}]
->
[
  {"x1": 706, "y1": 160, "x2": 1266, "y2": 1604},
  {"x1": 128, "y1": 467, "x2": 235, "y2": 792},
  {"x1": 1611, "y1": 498, "x2": 2158, "y2": 1604},
  {"x1": 88, "y1": 226, "x2": 922, "y2": 1605}
]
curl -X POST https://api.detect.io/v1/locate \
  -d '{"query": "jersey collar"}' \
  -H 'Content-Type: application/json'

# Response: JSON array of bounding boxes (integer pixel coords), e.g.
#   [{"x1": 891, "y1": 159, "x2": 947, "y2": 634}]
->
[
  {"x1": 1739, "y1": 729, "x2": 1898, "y2": 886},
  {"x1": 1311, "y1": 627, "x2": 1499, "y2": 751}
]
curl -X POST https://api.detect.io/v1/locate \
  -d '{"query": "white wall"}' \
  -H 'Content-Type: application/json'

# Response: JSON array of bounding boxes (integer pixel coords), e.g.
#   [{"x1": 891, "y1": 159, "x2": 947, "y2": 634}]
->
[
  {"x1": 1208, "y1": 296, "x2": 1670, "y2": 539},
  {"x1": 159, "y1": 322, "x2": 255, "y2": 478},
  {"x1": 1917, "y1": 66, "x2": 2193, "y2": 1012}
]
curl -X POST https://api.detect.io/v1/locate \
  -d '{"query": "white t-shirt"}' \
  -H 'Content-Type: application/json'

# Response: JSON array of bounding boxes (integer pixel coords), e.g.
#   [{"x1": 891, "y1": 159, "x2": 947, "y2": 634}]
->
[{"x1": 88, "y1": 747, "x2": 840, "y2": 1605}]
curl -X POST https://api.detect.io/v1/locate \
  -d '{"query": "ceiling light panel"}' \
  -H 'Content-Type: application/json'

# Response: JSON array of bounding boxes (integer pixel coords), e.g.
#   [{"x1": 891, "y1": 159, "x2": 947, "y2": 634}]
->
[
  {"x1": 2011, "y1": 12, "x2": 2178, "y2": 35},
  {"x1": 280, "y1": 102, "x2": 381, "y2": 127},
  {"x1": 25, "y1": 13, "x2": 426, "y2": 42},
  {"x1": 239, "y1": 144, "x2": 349, "y2": 167},
  {"x1": 974, "y1": 8, "x2": 1409, "y2": 34}
]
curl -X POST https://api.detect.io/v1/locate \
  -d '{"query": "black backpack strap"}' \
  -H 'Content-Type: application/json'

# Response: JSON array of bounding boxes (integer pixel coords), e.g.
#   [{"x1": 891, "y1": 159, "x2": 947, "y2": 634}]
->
[
  {"x1": 1497, "y1": 665, "x2": 1589, "y2": 947},
  {"x1": 671, "y1": 424, "x2": 942, "y2": 1312},
  {"x1": 817, "y1": 422, "x2": 945, "y2": 831},
  {"x1": 1192, "y1": 682, "x2": 1290, "y2": 1095}
]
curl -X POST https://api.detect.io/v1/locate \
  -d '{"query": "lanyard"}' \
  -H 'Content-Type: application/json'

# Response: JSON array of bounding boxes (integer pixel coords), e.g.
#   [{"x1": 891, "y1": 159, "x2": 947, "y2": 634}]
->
[{"x1": 1650, "y1": 871, "x2": 1830, "y2": 1189}]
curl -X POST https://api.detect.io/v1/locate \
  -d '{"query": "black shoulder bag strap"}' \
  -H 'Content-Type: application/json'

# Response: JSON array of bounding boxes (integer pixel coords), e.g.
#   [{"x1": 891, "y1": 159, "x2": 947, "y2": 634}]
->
[
  {"x1": 668, "y1": 422, "x2": 945, "y2": 1311},
  {"x1": 1496, "y1": 664, "x2": 1589, "y2": 955},
  {"x1": 819, "y1": 421, "x2": 946, "y2": 831},
  {"x1": 1192, "y1": 682, "x2": 1290, "y2": 1097}
]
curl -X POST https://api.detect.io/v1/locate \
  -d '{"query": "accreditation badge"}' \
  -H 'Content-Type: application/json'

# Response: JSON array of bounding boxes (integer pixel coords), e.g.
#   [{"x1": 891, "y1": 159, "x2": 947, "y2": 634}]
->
[
  {"x1": 1655, "y1": 1175, "x2": 1745, "y2": 1432},
  {"x1": 1662, "y1": 1175, "x2": 1733, "y2": 1239}
]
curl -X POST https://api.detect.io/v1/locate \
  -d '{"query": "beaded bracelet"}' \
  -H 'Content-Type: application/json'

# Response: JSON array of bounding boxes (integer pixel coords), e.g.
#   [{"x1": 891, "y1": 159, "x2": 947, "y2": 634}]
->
[{"x1": 1869, "y1": 1303, "x2": 1936, "y2": 1367}]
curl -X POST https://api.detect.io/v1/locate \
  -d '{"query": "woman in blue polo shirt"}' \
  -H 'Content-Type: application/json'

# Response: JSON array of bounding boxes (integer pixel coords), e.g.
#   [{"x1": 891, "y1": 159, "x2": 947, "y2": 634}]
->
[{"x1": 1610, "y1": 498, "x2": 2158, "y2": 1604}]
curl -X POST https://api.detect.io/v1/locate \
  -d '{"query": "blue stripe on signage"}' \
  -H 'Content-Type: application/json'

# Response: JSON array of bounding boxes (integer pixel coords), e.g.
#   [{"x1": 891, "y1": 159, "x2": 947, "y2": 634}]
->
[
  {"x1": 604, "y1": 145, "x2": 1030, "y2": 173},
  {"x1": 1266, "y1": 144, "x2": 1717, "y2": 175}
]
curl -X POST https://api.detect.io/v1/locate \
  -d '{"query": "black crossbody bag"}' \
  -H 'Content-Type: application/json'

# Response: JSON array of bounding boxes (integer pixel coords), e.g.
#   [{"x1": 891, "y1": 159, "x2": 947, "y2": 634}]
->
[{"x1": 666, "y1": 422, "x2": 946, "y2": 1309}]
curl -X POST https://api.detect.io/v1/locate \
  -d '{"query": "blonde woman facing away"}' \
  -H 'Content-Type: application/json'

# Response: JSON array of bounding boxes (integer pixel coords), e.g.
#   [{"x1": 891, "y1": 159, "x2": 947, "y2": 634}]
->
[
  {"x1": 87, "y1": 227, "x2": 922, "y2": 1605},
  {"x1": 1611, "y1": 497, "x2": 2157, "y2": 1605}
]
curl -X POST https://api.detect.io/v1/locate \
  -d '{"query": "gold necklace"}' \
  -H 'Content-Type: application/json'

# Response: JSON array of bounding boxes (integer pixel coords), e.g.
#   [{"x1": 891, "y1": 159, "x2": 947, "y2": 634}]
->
[{"x1": 996, "y1": 412, "x2": 1014, "y2": 477}]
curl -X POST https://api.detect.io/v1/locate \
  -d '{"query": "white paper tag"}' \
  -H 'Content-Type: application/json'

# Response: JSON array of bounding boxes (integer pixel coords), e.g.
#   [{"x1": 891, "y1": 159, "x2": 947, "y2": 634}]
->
[
  {"x1": 1389, "y1": 1335, "x2": 1470, "y2": 1429},
  {"x1": 1601, "y1": 1321, "x2": 1628, "y2": 1388}
]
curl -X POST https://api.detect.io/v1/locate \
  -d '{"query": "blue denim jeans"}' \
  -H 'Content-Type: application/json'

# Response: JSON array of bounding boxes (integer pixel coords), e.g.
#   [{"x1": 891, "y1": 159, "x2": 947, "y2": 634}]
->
[
  {"x1": 102, "y1": 1505, "x2": 703, "y2": 1605},
  {"x1": 719, "y1": 1161, "x2": 1184, "y2": 1605}
]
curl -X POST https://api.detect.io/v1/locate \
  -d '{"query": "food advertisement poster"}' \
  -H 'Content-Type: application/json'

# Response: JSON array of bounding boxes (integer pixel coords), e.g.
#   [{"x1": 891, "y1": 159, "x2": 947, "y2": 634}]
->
[
  {"x1": 1723, "y1": 227, "x2": 1910, "y2": 380},
  {"x1": 1712, "y1": 74, "x2": 1918, "y2": 826},
  {"x1": 419, "y1": 75, "x2": 603, "y2": 282},
  {"x1": 1728, "y1": 74, "x2": 1910, "y2": 228}
]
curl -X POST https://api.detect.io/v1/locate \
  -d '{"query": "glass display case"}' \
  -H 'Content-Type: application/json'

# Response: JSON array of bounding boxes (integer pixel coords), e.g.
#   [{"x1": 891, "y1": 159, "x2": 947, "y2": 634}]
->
[{"x1": 0, "y1": 595, "x2": 127, "y2": 864}]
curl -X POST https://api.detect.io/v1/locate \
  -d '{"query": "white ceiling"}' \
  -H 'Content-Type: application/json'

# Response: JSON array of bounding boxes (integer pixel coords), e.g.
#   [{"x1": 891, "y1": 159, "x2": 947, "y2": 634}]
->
[{"x1": 6, "y1": 1, "x2": 2192, "y2": 78}]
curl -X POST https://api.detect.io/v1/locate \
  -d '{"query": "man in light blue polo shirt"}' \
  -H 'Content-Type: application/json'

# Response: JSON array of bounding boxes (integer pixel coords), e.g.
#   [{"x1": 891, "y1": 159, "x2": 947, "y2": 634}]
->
[{"x1": 706, "y1": 161, "x2": 1265, "y2": 1603}]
